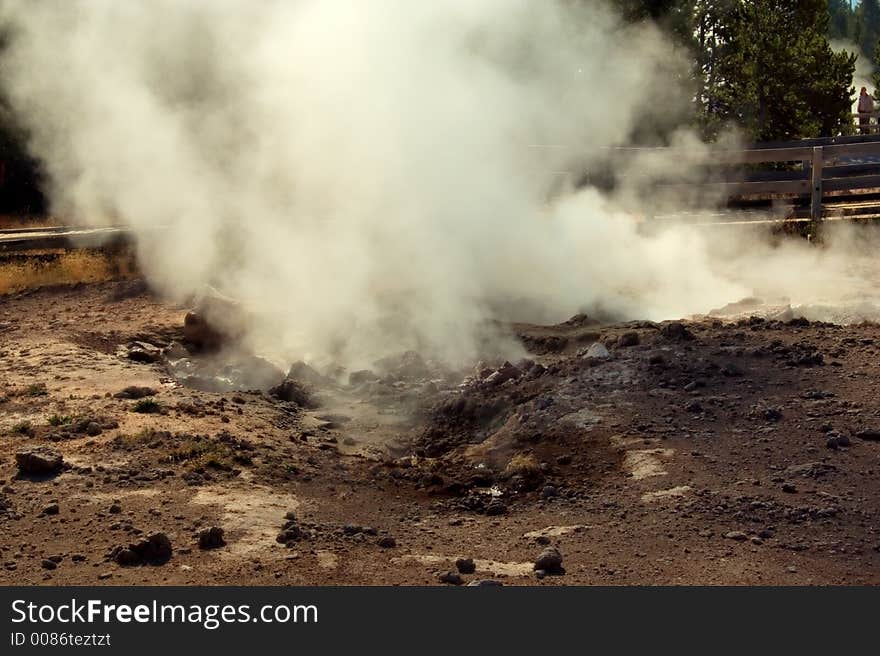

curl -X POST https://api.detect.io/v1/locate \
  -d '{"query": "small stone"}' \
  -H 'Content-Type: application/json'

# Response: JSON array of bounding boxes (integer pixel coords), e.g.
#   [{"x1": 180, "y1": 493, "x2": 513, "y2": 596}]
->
[
  {"x1": 455, "y1": 557, "x2": 476, "y2": 574},
  {"x1": 724, "y1": 531, "x2": 748, "y2": 541},
  {"x1": 541, "y1": 485, "x2": 558, "y2": 499},
  {"x1": 685, "y1": 400, "x2": 703, "y2": 413},
  {"x1": 466, "y1": 579, "x2": 503, "y2": 587},
  {"x1": 197, "y1": 526, "x2": 225, "y2": 550},
  {"x1": 555, "y1": 455, "x2": 572, "y2": 466},
  {"x1": 41, "y1": 503, "x2": 60, "y2": 516},
  {"x1": 108, "y1": 503, "x2": 122, "y2": 514},
  {"x1": 437, "y1": 571, "x2": 463, "y2": 585},
  {"x1": 85, "y1": 422, "x2": 102, "y2": 437},
  {"x1": 533, "y1": 547, "x2": 564, "y2": 574},
  {"x1": 616, "y1": 332, "x2": 640, "y2": 348},
  {"x1": 377, "y1": 536, "x2": 396, "y2": 548},
  {"x1": 782, "y1": 483, "x2": 797, "y2": 494},
  {"x1": 41, "y1": 559, "x2": 57, "y2": 570},
  {"x1": 485, "y1": 500, "x2": 507, "y2": 516},
  {"x1": 855, "y1": 429, "x2": 880, "y2": 441},
  {"x1": 582, "y1": 343, "x2": 610, "y2": 360}
]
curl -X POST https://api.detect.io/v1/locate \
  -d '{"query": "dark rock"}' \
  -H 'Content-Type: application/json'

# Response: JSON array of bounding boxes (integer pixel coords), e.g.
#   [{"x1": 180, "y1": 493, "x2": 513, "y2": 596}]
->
[
  {"x1": 660, "y1": 322, "x2": 695, "y2": 341},
  {"x1": 616, "y1": 331, "x2": 640, "y2": 348},
  {"x1": 269, "y1": 379, "x2": 315, "y2": 408},
  {"x1": 140, "y1": 533, "x2": 173, "y2": 564},
  {"x1": 782, "y1": 483, "x2": 797, "y2": 494},
  {"x1": 455, "y1": 557, "x2": 476, "y2": 574},
  {"x1": 855, "y1": 429, "x2": 880, "y2": 442},
  {"x1": 15, "y1": 447, "x2": 64, "y2": 476},
  {"x1": 108, "y1": 503, "x2": 122, "y2": 514},
  {"x1": 533, "y1": 547, "x2": 564, "y2": 574},
  {"x1": 41, "y1": 503, "x2": 59, "y2": 516},
  {"x1": 115, "y1": 532, "x2": 173, "y2": 566},
  {"x1": 126, "y1": 342, "x2": 162, "y2": 363},
  {"x1": 377, "y1": 536, "x2": 396, "y2": 548},
  {"x1": 685, "y1": 401, "x2": 703, "y2": 413},
  {"x1": 484, "y1": 362, "x2": 521, "y2": 386},
  {"x1": 41, "y1": 559, "x2": 57, "y2": 570},
  {"x1": 276, "y1": 520, "x2": 302, "y2": 544},
  {"x1": 197, "y1": 527, "x2": 226, "y2": 550},
  {"x1": 437, "y1": 571, "x2": 463, "y2": 585},
  {"x1": 541, "y1": 485, "x2": 558, "y2": 499},
  {"x1": 85, "y1": 422, "x2": 102, "y2": 437},
  {"x1": 485, "y1": 500, "x2": 508, "y2": 516}
]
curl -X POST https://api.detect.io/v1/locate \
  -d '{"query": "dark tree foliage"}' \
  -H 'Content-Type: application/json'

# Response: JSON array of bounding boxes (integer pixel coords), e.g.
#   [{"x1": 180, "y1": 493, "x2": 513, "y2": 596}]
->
[
  {"x1": 827, "y1": 0, "x2": 854, "y2": 41},
  {"x1": 859, "y1": 0, "x2": 880, "y2": 60},
  {"x1": 694, "y1": 0, "x2": 855, "y2": 141},
  {"x1": 0, "y1": 29, "x2": 46, "y2": 217}
]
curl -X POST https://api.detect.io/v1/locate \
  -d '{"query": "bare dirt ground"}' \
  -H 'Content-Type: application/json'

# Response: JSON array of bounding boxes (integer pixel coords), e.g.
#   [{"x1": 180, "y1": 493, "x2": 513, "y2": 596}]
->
[{"x1": 1, "y1": 279, "x2": 880, "y2": 585}]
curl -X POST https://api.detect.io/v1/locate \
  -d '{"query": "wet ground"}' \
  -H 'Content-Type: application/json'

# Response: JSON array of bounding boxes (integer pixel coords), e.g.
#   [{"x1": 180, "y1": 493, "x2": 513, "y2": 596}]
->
[{"x1": 1, "y1": 280, "x2": 880, "y2": 585}]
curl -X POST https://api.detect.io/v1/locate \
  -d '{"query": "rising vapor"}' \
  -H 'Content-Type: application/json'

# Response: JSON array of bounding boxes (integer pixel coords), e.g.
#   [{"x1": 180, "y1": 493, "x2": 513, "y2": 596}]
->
[{"x1": 4, "y1": 0, "x2": 867, "y2": 370}]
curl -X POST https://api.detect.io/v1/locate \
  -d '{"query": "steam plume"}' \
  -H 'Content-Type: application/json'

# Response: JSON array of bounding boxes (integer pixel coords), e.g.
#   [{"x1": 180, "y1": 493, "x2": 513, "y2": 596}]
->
[{"x1": 2, "y1": 1, "x2": 873, "y2": 369}]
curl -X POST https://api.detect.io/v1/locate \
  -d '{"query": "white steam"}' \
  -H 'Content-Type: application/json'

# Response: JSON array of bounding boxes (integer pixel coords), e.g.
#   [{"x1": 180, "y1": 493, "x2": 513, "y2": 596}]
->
[{"x1": 2, "y1": 1, "x2": 873, "y2": 368}]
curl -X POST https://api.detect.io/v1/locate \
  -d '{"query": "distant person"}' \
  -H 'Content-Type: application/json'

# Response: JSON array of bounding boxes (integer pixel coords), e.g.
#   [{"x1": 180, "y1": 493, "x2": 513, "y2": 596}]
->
[{"x1": 858, "y1": 87, "x2": 874, "y2": 134}]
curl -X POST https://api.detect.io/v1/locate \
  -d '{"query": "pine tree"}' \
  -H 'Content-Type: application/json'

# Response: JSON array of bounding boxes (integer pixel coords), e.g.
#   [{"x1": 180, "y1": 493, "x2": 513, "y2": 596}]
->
[
  {"x1": 859, "y1": 0, "x2": 880, "y2": 59},
  {"x1": 700, "y1": 0, "x2": 855, "y2": 141}
]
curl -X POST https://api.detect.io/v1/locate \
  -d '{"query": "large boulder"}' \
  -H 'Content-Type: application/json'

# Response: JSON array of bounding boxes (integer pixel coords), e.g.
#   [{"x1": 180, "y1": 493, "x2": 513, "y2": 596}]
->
[
  {"x1": 183, "y1": 287, "x2": 247, "y2": 352},
  {"x1": 15, "y1": 447, "x2": 64, "y2": 476}
]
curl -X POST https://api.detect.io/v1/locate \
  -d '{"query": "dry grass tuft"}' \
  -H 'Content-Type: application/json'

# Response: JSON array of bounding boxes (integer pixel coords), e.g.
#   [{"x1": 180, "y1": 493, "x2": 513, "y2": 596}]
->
[{"x1": 0, "y1": 248, "x2": 137, "y2": 295}]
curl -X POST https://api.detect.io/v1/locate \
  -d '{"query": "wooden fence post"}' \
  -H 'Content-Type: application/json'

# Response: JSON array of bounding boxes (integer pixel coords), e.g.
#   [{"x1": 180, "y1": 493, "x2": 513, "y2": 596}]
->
[{"x1": 810, "y1": 146, "x2": 823, "y2": 223}]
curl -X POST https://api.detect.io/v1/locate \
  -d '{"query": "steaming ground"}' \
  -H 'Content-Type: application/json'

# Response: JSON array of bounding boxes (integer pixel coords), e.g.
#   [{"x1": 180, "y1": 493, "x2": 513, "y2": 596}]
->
[
  {"x1": 2, "y1": 272, "x2": 880, "y2": 585},
  {"x1": 3, "y1": 0, "x2": 880, "y2": 584},
  {"x1": 0, "y1": 0, "x2": 713, "y2": 369}
]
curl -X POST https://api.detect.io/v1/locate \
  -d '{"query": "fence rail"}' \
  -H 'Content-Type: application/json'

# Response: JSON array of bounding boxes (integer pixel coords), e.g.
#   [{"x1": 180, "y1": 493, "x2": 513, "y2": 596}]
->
[{"x1": 653, "y1": 135, "x2": 880, "y2": 221}]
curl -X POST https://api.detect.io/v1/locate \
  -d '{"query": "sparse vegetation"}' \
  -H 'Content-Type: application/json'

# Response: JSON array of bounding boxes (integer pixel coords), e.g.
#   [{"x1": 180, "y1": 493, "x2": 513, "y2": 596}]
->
[
  {"x1": 132, "y1": 398, "x2": 162, "y2": 414},
  {"x1": 165, "y1": 436, "x2": 236, "y2": 472},
  {"x1": 25, "y1": 383, "x2": 48, "y2": 397},
  {"x1": 0, "y1": 249, "x2": 137, "y2": 296},
  {"x1": 47, "y1": 413, "x2": 72, "y2": 426},
  {"x1": 11, "y1": 420, "x2": 32, "y2": 435},
  {"x1": 113, "y1": 428, "x2": 165, "y2": 450}
]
